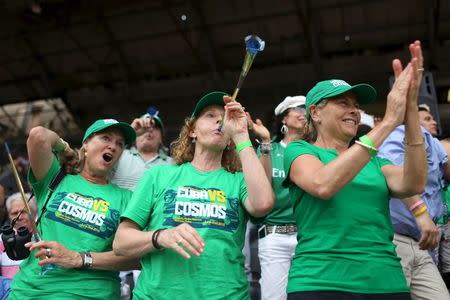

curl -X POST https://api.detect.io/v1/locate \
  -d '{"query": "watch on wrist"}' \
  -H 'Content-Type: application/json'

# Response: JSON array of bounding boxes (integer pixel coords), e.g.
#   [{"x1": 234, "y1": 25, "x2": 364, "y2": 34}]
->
[
  {"x1": 259, "y1": 142, "x2": 273, "y2": 156},
  {"x1": 79, "y1": 252, "x2": 93, "y2": 269}
]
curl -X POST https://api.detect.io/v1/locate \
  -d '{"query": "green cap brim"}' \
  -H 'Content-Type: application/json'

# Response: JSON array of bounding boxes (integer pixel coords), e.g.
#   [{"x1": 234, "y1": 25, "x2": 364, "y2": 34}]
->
[
  {"x1": 191, "y1": 91, "x2": 227, "y2": 118},
  {"x1": 82, "y1": 120, "x2": 136, "y2": 145},
  {"x1": 306, "y1": 83, "x2": 377, "y2": 120}
]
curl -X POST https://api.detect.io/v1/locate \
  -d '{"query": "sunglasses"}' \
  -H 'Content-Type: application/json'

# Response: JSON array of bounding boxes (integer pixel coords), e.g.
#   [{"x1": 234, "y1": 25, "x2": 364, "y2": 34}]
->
[{"x1": 291, "y1": 106, "x2": 306, "y2": 113}]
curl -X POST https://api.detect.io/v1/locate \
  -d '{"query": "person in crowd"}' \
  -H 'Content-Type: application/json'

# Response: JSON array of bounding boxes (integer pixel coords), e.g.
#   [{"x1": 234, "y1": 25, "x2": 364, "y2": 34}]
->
[
  {"x1": 0, "y1": 193, "x2": 37, "y2": 299},
  {"x1": 284, "y1": 41, "x2": 429, "y2": 300},
  {"x1": 379, "y1": 101, "x2": 450, "y2": 299},
  {"x1": 0, "y1": 148, "x2": 30, "y2": 198},
  {"x1": 112, "y1": 107, "x2": 173, "y2": 191},
  {"x1": 418, "y1": 104, "x2": 438, "y2": 137},
  {"x1": 0, "y1": 186, "x2": 6, "y2": 227},
  {"x1": 113, "y1": 92, "x2": 274, "y2": 299},
  {"x1": 9, "y1": 119, "x2": 139, "y2": 299},
  {"x1": 246, "y1": 95, "x2": 306, "y2": 300}
]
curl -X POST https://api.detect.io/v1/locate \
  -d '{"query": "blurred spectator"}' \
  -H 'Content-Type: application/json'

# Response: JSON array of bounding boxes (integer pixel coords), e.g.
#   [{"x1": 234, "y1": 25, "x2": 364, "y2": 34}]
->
[
  {"x1": 0, "y1": 186, "x2": 6, "y2": 227},
  {"x1": 0, "y1": 148, "x2": 30, "y2": 197},
  {"x1": 379, "y1": 104, "x2": 450, "y2": 299},
  {"x1": 0, "y1": 192, "x2": 36, "y2": 300},
  {"x1": 418, "y1": 104, "x2": 438, "y2": 137},
  {"x1": 111, "y1": 107, "x2": 173, "y2": 191}
]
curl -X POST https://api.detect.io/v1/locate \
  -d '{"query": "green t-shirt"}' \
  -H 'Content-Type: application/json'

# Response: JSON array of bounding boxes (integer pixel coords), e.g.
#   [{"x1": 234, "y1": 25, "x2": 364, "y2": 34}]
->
[
  {"x1": 283, "y1": 141, "x2": 409, "y2": 294},
  {"x1": 121, "y1": 162, "x2": 249, "y2": 300},
  {"x1": 253, "y1": 142, "x2": 295, "y2": 225},
  {"x1": 10, "y1": 155, "x2": 132, "y2": 300}
]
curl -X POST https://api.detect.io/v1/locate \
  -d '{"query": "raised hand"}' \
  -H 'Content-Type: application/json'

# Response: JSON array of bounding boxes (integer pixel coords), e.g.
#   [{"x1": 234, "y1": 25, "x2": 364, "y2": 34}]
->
[
  {"x1": 406, "y1": 41, "x2": 424, "y2": 108},
  {"x1": 58, "y1": 145, "x2": 79, "y2": 174},
  {"x1": 131, "y1": 117, "x2": 156, "y2": 136},
  {"x1": 222, "y1": 95, "x2": 249, "y2": 143},
  {"x1": 246, "y1": 112, "x2": 271, "y2": 143},
  {"x1": 156, "y1": 223, "x2": 205, "y2": 259},
  {"x1": 384, "y1": 61, "x2": 413, "y2": 128}
]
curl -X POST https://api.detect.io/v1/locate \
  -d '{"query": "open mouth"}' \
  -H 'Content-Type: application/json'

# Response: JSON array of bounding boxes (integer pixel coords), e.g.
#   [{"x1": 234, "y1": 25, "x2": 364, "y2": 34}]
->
[{"x1": 103, "y1": 153, "x2": 113, "y2": 162}]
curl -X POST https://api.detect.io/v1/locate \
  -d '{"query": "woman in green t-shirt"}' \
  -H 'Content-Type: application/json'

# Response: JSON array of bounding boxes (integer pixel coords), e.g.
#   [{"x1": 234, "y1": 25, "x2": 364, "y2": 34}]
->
[
  {"x1": 9, "y1": 119, "x2": 139, "y2": 299},
  {"x1": 284, "y1": 41, "x2": 434, "y2": 300},
  {"x1": 113, "y1": 92, "x2": 274, "y2": 299}
]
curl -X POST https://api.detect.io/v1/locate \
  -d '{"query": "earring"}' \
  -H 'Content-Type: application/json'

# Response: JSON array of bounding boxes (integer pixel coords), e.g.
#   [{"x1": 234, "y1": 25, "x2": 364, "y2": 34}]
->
[
  {"x1": 281, "y1": 124, "x2": 288, "y2": 134},
  {"x1": 192, "y1": 137, "x2": 196, "y2": 144}
]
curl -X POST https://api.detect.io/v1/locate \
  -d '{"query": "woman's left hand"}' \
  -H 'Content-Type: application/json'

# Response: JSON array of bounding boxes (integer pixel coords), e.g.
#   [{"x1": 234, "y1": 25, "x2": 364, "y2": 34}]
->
[
  {"x1": 405, "y1": 40, "x2": 424, "y2": 108},
  {"x1": 26, "y1": 240, "x2": 82, "y2": 269},
  {"x1": 222, "y1": 96, "x2": 249, "y2": 143}
]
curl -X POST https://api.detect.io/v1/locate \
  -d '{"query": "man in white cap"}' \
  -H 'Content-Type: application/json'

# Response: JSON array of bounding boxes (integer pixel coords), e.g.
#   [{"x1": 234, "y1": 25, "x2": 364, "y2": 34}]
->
[{"x1": 247, "y1": 95, "x2": 306, "y2": 300}]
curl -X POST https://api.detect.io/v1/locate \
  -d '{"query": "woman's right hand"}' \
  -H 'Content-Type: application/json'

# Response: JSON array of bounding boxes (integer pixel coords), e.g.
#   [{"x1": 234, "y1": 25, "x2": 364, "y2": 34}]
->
[
  {"x1": 246, "y1": 112, "x2": 271, "y2": 143},
  {"x1": 156, "y1": 223, "x2": 205, "y2": 259},
  {"x1": 59, "y1": 145, "x2": 79, "y2": 174}
]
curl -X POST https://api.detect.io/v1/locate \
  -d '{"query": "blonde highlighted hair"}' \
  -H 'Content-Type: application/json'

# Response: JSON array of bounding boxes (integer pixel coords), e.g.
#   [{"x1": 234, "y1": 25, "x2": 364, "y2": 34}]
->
[{"x1": 170, "y1": 117, "x2": 242, "y2": 173}]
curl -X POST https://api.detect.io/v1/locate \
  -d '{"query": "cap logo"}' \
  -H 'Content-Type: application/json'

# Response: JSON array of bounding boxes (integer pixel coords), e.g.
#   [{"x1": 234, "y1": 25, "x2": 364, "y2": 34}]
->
[
  {"x1": 330, "y1": 80, "x2": 350, "y2": 87},
  {"x1": 103, "y1": 119, "x2": 118, "y2": 124}
]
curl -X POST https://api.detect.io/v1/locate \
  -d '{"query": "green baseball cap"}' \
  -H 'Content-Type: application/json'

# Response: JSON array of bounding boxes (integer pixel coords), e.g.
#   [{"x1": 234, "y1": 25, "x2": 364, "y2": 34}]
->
[
  {"x1": 191, "y1": 91, "x2": 227, "y2": 118},
  {"x1": 82, "y1": 119, "x2": 136, "y2": 145},
  {"x1": 305, "y1": 79, "x2": 377, "y2": 120}
]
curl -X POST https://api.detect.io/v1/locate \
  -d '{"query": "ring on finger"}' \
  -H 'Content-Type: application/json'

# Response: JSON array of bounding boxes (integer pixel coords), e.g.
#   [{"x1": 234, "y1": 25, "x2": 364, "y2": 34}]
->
[
  {"x1": 417, "y1": 67, "x2": 424, "y2": 72},
  {"x1": 177, "y1": 238, "x2": 184, "y2": 245},
  {"x1": 45, "y1": 248, "x2": 52, "y2": 257}
]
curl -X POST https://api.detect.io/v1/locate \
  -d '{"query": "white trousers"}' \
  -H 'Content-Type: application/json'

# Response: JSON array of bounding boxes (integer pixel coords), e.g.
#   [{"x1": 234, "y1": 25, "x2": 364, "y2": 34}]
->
[
  {"x1": 394, "y1": 233, "x2": 450, "y2": 300},
  {"x1": 258, "y1": 232, "x2": 297, "y2": 300}
]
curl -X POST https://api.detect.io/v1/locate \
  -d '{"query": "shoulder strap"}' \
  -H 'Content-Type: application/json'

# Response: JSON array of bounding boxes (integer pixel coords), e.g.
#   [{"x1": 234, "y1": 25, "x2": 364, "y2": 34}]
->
[{"x1": 35, "y1": 168, "x2": 66, "y2": 227}]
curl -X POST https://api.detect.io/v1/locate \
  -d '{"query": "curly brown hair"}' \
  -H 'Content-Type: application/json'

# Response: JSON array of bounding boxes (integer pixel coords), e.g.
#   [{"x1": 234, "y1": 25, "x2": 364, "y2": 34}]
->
[{"x1": 170, "y1": 117, "x2": 242, "y2": 173}]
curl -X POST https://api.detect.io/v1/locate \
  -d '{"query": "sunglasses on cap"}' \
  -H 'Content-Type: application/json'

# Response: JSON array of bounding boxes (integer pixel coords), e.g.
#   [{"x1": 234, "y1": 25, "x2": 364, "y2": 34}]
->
[{"x1": 291, "y1": 106, "x2": 306, "y2": 113}]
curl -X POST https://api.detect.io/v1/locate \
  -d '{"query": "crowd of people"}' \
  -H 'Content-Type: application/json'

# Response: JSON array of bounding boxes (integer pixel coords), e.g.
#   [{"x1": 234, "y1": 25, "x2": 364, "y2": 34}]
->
[{"x1": 0, "y1": 40, "x2": 447, "y2": 300}]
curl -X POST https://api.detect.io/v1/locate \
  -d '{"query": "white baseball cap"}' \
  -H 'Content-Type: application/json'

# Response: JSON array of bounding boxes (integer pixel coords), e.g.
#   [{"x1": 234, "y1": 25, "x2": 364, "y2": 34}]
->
[{"x1": 274, "y1": 96, "x2": 306, "y2": 116}]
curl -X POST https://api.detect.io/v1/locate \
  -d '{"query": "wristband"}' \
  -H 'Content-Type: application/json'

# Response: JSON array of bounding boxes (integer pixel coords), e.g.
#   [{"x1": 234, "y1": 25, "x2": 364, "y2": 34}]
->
[
  {"x1": 236, "y1": 141, "x2": 253, "y2": 153},
  {"x1": 409, "y1": 200, "x2": 425, "y2": 212},
  {"x1": 152, "y1": 229, "x2": 165, "y2": 250},
  {"x1": 414, "y1": 205, "x2": 427, "y2": 218},
  {"x1": 357, "y1": 135, "x2": 378, "y2": 156},
  {"x1": 53, "y1": 138, "x2": 68, "y2": 153}
]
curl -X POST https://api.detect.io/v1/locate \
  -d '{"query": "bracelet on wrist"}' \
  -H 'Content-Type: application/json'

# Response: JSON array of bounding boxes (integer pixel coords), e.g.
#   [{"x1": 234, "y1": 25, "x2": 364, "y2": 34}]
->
[
  {"x1": 409, "y1": 200, "x2": 425, "y2": 212},
  {"x1": 356, "y1": 135, "x2": 378, "y2": 157},
  {"x1": 236, "y1": 141, "x2": 253, "y2": 153},
  {"x1": 256, "y1": 139, "x2": 272, "y2": 156},
  {"x1": 152, "y1": 229, "x2": 165, "y2": 250},
  {"x1": 53, "y1": 138, "x2": 68, "y2": 153},
  {"x1": 404, "y1": 138, "x2": 424, "y2": 146},
  {"x1": 414, "y1": 205, "x2": 428, "y2": 218}
]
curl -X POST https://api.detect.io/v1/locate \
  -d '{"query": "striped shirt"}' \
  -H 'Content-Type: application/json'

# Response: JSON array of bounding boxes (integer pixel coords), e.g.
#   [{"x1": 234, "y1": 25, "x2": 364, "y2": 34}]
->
[{"x1": 111, "y1": 147, "x2": 173, "y2": 191}]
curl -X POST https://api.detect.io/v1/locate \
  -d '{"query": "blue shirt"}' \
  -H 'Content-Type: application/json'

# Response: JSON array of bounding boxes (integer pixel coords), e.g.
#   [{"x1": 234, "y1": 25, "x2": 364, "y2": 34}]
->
[{"x1": 378, "y1": 125, "x2": 448, "y2": 241}]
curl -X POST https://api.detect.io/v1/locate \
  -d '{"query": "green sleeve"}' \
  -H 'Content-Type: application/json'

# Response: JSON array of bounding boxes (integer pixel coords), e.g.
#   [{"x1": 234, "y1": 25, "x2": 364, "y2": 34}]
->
[
  {"x1": 120, "y1": 169, "x2": 156, "y2": 229},
  {"x1": 27, "y1": 154, "x2": 61, "y2": 202},
  {"x1": 283, "y1": 140, "x2": 318, "y2": 187},
  {"x1": 375, "y1": 156, "x2": 393, "y2": 168}
]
